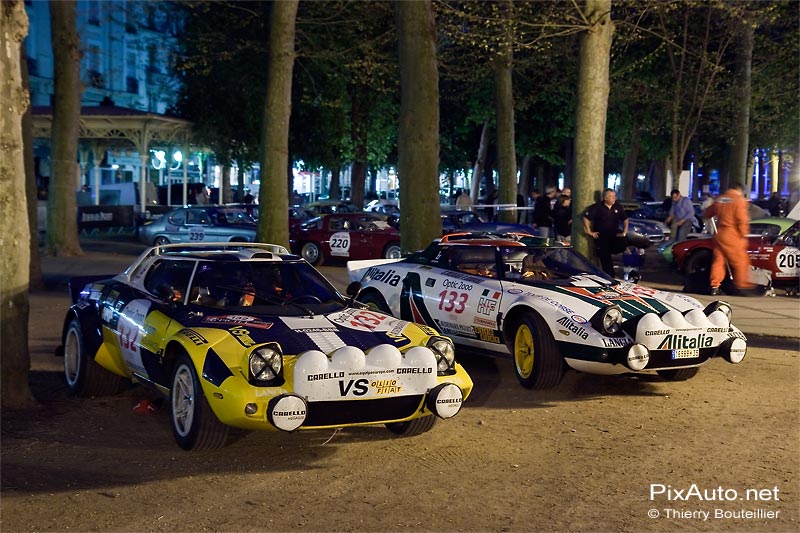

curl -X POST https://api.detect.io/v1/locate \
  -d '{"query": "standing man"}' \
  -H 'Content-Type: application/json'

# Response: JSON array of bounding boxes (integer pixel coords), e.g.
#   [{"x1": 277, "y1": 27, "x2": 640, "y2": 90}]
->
[
  {"x1": 703, "y1": 182, "x2": 756, "y2": 296},
  {"x1": 527, "y1": 189, "x2": 540, "y2": 225},
  {"x1": 582, "y1": 188, "x2": 628, "y2": 277},
  {"x1": 455, "y1": 188, "x2": 472, "y2": 211},
  {"x1": 534, "y1": 186, "x2": 557, "y2": 237},
  {"x1": 664, "y1": 189, "x2": 694, "y2": 242}
]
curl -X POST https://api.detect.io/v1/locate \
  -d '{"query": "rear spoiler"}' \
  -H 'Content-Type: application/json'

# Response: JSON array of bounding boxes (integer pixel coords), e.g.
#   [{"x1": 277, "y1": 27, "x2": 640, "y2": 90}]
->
[{"x1": 68, "y1": 275, "x2": 115, "y2": 304}]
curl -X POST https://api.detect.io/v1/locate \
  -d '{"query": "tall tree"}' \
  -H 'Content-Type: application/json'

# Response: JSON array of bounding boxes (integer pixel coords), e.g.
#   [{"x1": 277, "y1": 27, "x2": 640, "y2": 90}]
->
[
  {"x1": 729, "y1": 13, "x2": 754, "y2": 190},
  {"x1": 396, "y1": 0, "x2": 442, "y2": 253},
  {"x1": 1, "y1": 0, "x2": 35, "y2": 408},
  {"x1": 257, "y1": 0, "x2": 298, "y2": 248},
  {"x1": 494, "y1": 0, "x2": 517, "y2": 223},
  {"x1": 572, "y1": 0, "x2": 614, "y2": 259},
  {"x1": 22, "y1": 42, "x2": 43, "y2": 289},
  {"x1": 47, "y1": 0, "x2": 83, "y2": 256}
]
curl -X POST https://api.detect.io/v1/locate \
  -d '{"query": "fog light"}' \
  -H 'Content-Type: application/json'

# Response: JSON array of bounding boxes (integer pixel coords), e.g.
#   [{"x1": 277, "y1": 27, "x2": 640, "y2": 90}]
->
[
  {"x1": 626, "y1": 343, "x2": 650, "y2": 371},
  {"x1": 723, "y1": 337, "x2": 747, "y2": 364},
  {"x1": 426, "y1": 383, "x2": 463, "y2": 419},
  {"x1": 267, "y1": 394, "x2": 307, "y2": 432},
  {"x1": 244, "y1": 403, "x2": 258, "y2": 415}
]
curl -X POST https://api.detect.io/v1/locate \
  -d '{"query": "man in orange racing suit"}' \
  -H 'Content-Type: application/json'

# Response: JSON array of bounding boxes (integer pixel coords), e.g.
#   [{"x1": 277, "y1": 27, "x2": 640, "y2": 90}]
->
[{"x1": 703, "y1": 182, "x2": 756, "y2": 296}]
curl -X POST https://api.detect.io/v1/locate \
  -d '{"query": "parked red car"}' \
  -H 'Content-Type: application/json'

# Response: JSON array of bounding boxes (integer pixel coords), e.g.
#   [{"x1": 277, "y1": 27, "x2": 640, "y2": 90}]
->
[
  {"x1": 672, "y1": 218, "x2": 799, "y2": 291},
  {"x1": 289, "y1": 213, "x2": 402, "y2": 265}
]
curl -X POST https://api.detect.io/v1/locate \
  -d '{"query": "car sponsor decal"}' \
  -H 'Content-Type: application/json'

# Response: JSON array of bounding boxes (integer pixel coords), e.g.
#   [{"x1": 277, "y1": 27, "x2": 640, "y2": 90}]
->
[
  {"x1": 203, "y1": 315, "x2": 274, "y2": 329},
  {"x1": 555, "y1": 316, "x2": 588, "y2": 340},
  {"x1": 601, "y1": 337, "x2": 628, "y2": 348},
  {"x1": 179, "y1": 328, "x2": 208, "y2": 346},
  {"x1": 116, "y1": 299, "x2": 151, "y2": 376},
  {"x1": 506, "y1": 288, "x2": 523, "y2": 294},
  {"x1": 477, "y1": 289, "x2": 501, "y2": 316},
  {"x1": 329, "y1": 231, "x2": 351, "y2": 257},
  {"x1": 400, "y1": 272, "x2": 438, "y2": 327},
  {"x1": 281, "y1": 315, "x2": 345, "y2": 353},
  {"x1": 525, "y1": 293, "x2": 579, "y2": 317},
  {"x1": 229, "y1": 326, "x2": 257, "y2": 348},
  {"x1": 328, "y1": 308, "x2": 412, "y2": 346},
  {"x1": 436, "y1": 319, "x2": 477, "y2": 338},
  {"x1": 473, "y1": 316, "x2": 495, "y2": 328},
  {"x1": 473, "y1": 326, "x2": 500, "y2": 343},
  {"x1": 656, "y1": 333, "x2": 713, "y2": 350},
  {"x1": 364, "y1": 266, "x2": 401, "y2": 286},
  {"x1": 293, "y1": 345, "x2": 438, "y2": 401},
  {"x1": 425, "y1": 278, "x2": 436, "y2": 287}
]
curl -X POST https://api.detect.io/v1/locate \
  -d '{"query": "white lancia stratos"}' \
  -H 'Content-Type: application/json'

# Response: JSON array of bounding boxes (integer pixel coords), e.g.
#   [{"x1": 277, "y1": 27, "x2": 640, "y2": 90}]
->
[{"x1": 347, "y1": 234, "x2": 747, "y2": 389}]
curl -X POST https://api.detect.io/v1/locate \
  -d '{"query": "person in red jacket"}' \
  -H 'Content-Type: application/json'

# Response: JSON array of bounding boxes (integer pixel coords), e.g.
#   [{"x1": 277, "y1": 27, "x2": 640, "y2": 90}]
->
[{"x1": 703, "y1": 182, "x2": 756, "y2": 296}]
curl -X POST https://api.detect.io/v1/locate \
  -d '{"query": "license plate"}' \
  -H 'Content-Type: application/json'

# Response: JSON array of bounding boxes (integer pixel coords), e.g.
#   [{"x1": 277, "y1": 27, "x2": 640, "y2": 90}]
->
[{"x1": 672, "y1": 348, "x2": 699, "y2": 359}]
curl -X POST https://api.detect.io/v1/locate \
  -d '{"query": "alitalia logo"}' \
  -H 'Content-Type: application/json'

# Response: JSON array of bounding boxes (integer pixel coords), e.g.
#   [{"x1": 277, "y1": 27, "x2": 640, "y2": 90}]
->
[
  {"x1": 556, "y1": 316, "x2": 588, "y2": 340},
  {"x1": 657, "y1": 334, "x2": 713, "y2": 350},
  {"x1": 366, "y1": 267, "x2": 401, "y2": 287}
]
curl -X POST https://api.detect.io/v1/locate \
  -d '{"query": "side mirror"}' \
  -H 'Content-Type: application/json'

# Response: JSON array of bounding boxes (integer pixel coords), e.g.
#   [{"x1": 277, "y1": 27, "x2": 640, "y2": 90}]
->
[{"x1": 346, "y1": 281, "x2": 362, "y2": 298}]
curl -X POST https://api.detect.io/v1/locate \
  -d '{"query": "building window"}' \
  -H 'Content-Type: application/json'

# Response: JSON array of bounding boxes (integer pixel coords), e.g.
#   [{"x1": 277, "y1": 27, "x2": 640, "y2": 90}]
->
[
  {"x1": 126, "y1": 76, "x2": 139, "y2": 94},
  {"x1": 89, "y1": 70, "x2": 105, "y2": 88},
  {"x1": 88, "y1": 2, "x2": 100, "y2": 25},
  {"x1": 26, "y1": 57, "x2": 38, "y2": 76}
]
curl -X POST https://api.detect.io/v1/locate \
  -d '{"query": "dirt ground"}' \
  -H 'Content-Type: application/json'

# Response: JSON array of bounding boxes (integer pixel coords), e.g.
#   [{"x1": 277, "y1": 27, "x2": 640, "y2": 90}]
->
[{"x1": 2, "y1": 280, "x2": 799, "y2": 532}]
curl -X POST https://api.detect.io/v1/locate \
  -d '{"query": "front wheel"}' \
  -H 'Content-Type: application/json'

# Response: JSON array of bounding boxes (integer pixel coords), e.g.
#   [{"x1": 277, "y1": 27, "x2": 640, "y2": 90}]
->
[
  {"x1": 358, "y1": 291, "x2": 392, "y2": 314},
  {"x1": 383, "y1": 242, "x2": 402, "y2": 259},
  {"x1": 657, "y1": 368, "x2": 699, "y2": 381},
  {"x1": 63, "y1": 318, "x2": 123, "y2": 397},
  {"x1": 153, "y1": 235, "x2": 171, "y2": 246},
  {"x1": 170, "y1": 354, "x2": 230, "y2": 451},
  {"x1": 301, "y1": 242, "x2": 324, "y2": 265},
  {"x1": 386, "y1": 416, "x2": 437, "y2": 437},
  {"x1": 510, "y1": 311, "x2": 563, "y2": 389}
]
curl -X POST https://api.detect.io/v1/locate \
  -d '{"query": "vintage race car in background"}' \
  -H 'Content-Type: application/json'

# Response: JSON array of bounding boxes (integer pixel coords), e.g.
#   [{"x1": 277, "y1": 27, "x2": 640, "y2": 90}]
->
[
  {"x1": 57, "y1": 243, "x2": 472, "y2": 450},
  {"x1": 671, "y1": 217, "x2": 799, "y2": 294},
  {"x1": 348, "y1": 234, "x2": 747, "y2": 389},
  {"x1": 290, "y1": 213, "x2": 402, "y2": 265},
  {"x1": 138, "y1": 206, "x2": 258, "y2": 246}
]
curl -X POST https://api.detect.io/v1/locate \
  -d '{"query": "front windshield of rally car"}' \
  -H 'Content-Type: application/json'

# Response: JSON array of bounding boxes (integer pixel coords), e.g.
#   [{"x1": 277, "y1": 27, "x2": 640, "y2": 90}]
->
[
  {"x1": 500, "y1": 246, "x2": 613, "y2": 283},
  {"x1": 188, "y1": 260, "x2": 346, "y2": 315}
]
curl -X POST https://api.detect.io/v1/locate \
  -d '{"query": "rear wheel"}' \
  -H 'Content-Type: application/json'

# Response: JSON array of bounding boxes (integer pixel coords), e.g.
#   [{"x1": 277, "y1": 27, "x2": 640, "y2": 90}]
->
[
  {"x1": 510, "y1": 311, "x2": 563, "y2": 389},
  {"x1": 383, "y1": 242, "x2": 402, "y2": 259},
  {"x1": 170, "y1": 354, "x2": 230, "y2": 450},
  {"x1": 657, "y1": 368, "x2": 699, "y2": 381},
  {"x1": 682, "y1": 249, "x2": 713, "y2": 294},
  {"x1": 358, "y1": 291, "x2": 392, "y2": 314},
  {"x1": 301, "y1": 242, "x2": 324, "y2": 265},
  {"x1": 63, "y1": 318, "x2": 124, "y2": 397},
  {"x1": 386, "y1": 416, "x2": 437, "y2": 437}
]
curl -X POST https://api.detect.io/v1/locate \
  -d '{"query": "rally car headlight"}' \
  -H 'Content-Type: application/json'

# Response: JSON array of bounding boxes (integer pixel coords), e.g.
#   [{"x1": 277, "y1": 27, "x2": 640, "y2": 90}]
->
[
  {"x1": 249, "y1": 344, "x2": 284, "y2": 385},
  {"x1": 704, "y1": 301, "x2": 732, "y2": 327},
  {"x1": 427, "y1": 336, "x2": 456, "y2": 374},
  {"x1": 592, "y1": 305, "x2": 623, "y2": 335}
]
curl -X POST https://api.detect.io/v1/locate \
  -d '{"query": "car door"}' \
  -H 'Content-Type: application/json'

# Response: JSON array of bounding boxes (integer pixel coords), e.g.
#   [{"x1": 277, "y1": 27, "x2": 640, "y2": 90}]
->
[
  {"x1": 327, "y1": 216, "x2": 353, "y2": 259},
  {"x1": 179, "y1": 208, "x2": 213, "y2": 242}
]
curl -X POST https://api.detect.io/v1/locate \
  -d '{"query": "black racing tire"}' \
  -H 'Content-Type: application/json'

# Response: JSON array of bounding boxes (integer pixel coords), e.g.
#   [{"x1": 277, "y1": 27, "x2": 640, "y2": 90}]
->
[
  {"x1": 63, "y1": 318, "x2": 124, "y2": 397},
  {"x1": 169, "y1": 353, "x2": 230, "y2": 451},
  {"x1": 683, "y1": 249, "x2": 712, "y2": 277},
  {"x1": 382, "y1": 242, "x2": 402, "y2": 260},
  {"x1": 657, "y1": 367, "x2": 700, "y2": 381},
  {"x1": 510, "y1": 311, "x2": 564, "y2": 389},
  {"x1": 301, "y1": 242, "x2": 324, "y2": 266},
  {"x1": 153, "y1": 235, "x2": 171, "y2": 246},
  {"x1": 358, "y1": 290, "x2": 392, "y2": 314},
  {"x1": 386, "y1": 416, "x2": 437, "y2": 437}
]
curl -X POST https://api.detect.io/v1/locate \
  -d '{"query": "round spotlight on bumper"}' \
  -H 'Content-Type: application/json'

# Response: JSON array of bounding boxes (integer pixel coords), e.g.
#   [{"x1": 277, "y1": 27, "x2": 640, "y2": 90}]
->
[
  {"x1": 426, "y1": 383, "x2": 464, "y2": 419},
  {"x1": 626, "y1": 343, "x2": 650, "y2": 371},
  {"x1": 267, "y1": 394, "x2": 308, "y2": 432},
  {"x1": 722, "y1": 337, "x2": 747, "y2": 364}
]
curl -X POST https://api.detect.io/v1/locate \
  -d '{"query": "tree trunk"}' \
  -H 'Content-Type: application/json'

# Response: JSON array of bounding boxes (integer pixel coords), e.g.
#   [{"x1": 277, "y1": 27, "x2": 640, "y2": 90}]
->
[
  {"x1": 47, "y1": 0, "x2": 83, "y2": 257},
  {"x1": 329, "y1": 166, "x2": 341, "y2": 201},
  {"x1": 572, "y1": 0, "x2": 614, "y2": 260},
  {"x1": 257, "y1": 0, "x2": 298, "y2": 249},
  {"x1": 1, "y1": 0, "x2": 35, "y2": 408},
  {"x1": 350, "y1": 86, "x2": 368, "y2": 208},
  {"x1": 470, "y1": 120, "x2": 490, "y2": 204},
  {"x1": 494, "y1": 0, "x2": 517, "y2": 224},
  {"x1": 396, "y1": 0, "x2": 441, "y2": 253},
  {"x1": 730, "y1": 19, "x2": 754, "y2": 186},
  {"x1": 22, "y1": 42, "x2": 43, "y2": 290},
  {"x1": 221, "y1": 164, "x2": 232, "y2": 204},
  {"x1": 519, "y1": 155, "x2": 532, "y2": 200}
]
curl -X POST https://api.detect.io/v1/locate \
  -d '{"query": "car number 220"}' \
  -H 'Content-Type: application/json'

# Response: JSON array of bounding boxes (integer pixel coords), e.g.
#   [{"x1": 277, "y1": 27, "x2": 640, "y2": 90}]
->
[{"x1": 438, "y1": 290, "x2": 468, "y2": 313}]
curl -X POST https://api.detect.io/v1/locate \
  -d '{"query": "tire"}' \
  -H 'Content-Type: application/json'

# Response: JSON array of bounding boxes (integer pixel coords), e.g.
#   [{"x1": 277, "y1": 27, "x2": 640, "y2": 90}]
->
[
  {"x1": 657, "y1": 367, "x2": 699, "y2": 381},
  {"x1": 153, "y1": 236, "x2": 170, "y2": 246},
  {"x1": 301, "y1": 242, "x2": 324, "y2": 266},
  {"x1": 358, "y1": 291, "x2": 392, "y2": 314},
  {"x1": 510, "y1": 311, "x2": 563, "y2": 389},
  {"x1": 683, "y1": 249, "x2": 711, "y2": 277},
  {"x1": 386, "y1": 416, "x2": 437, "y2": 437},
  {"x1": 383, "y1": 242, "x2": 402, "y2": 260},
  {"x1": 63, "y1": 318, "x2": 124, "y2": 397},
  {"x1": 170, "y1": 353, "x2": 230, "y2": 451}
]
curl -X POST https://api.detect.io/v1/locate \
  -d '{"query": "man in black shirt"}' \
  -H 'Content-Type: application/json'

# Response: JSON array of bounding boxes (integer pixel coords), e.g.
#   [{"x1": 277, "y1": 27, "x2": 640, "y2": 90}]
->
[
  {"x1": 582, "y1": 188, "x2": 628, "y2": 277},
  {"x1": 534, "y1": 186, "x2": 557, "y2": 237}
]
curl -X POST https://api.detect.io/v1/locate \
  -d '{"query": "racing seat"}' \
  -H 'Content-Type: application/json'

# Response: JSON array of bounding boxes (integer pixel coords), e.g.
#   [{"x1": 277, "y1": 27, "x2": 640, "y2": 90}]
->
[{"x1": 521, "y1": 254, "x2": 549, "y2": 280}]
